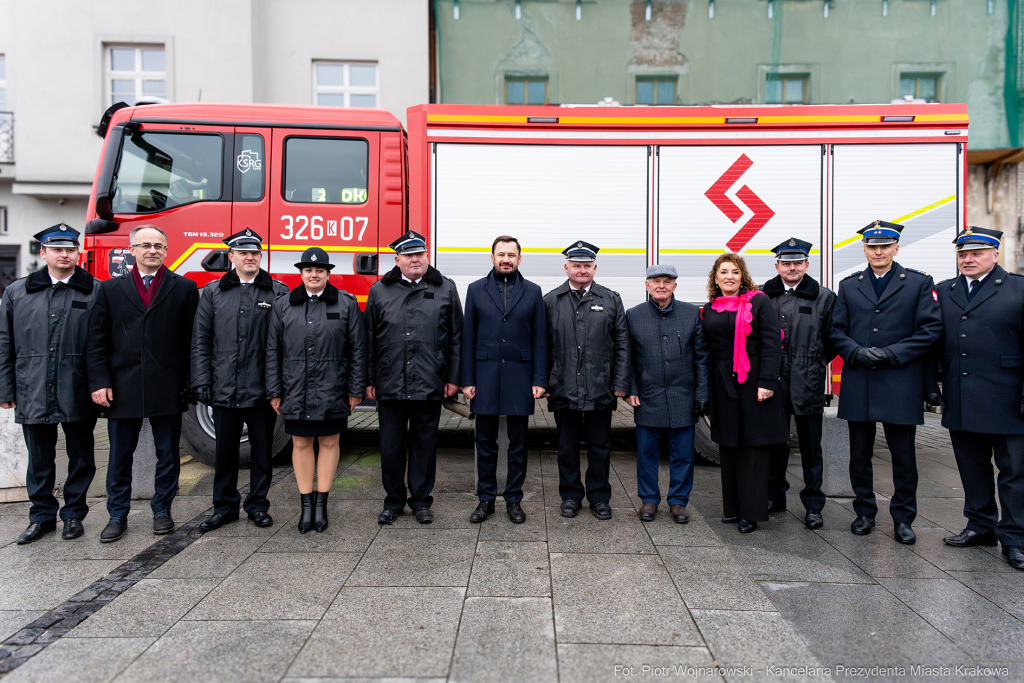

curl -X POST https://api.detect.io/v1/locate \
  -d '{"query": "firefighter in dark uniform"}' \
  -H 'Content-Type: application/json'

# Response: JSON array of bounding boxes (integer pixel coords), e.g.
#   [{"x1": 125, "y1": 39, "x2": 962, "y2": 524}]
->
[
  {"x1": 543, "y1": 241, "x2": 630, "y2": 520},
  {"x1": 762, "y1": 238, "x2": 836, "y2": 530},
  {"x1": 829, "y1": 221, "x2": 942, "y2": 545},
  {"x1": 191, "y1": 229, "x2": 288, "y2": 531},
  {"x1": 930, "y1": 227, "x2": 1024, "y2": 570},
  {"x1": 0, "y1": 225, "x2": 98, "y2": 544}
]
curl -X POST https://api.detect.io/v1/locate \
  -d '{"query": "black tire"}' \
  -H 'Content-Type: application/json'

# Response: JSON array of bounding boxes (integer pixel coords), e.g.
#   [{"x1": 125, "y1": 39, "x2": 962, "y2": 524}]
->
[
  {"x1": 693, "y1": 416, "x2": 720, "y2": 465},
  {"x1": 181, "y1": 403, "x2": 291, "y2": 468}
]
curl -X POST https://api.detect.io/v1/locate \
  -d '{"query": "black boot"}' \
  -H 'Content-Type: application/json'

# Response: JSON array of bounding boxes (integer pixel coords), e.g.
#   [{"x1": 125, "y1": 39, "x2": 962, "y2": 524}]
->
[
  {"x1": 298, "y1": 493, "x2": 314, "y2": 534},
  {"x1": 313, "y1": 491, "x2": 330, "y2": 532}
]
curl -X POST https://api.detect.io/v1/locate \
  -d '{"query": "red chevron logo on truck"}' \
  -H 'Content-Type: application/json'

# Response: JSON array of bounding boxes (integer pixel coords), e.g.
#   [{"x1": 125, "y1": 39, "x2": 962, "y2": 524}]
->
[{"x1": 704, "y1": 154, "x2": 776, "y2": 253}]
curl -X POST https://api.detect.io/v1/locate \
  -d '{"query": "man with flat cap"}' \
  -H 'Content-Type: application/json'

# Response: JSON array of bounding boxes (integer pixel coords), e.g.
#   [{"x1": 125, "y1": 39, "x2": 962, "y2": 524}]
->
[
  {"x1": 544, "y1": 241, "x2": 630, "y2": 520},
  {"x1": 365, "y1": 230, "x2": 463, "y2": 525},
  {"x1": 829, "y1": 220, "x2": 942, "y2": 544},
  {"x1": 0, "y1": 224, "x2": 99, "y2": 544},
  {"x1": 191, "y1": 229, "x2": 288, "y2": 531},
  {"x1": 626, "y1": 264, "x2": 707, "y2": 524},
  {"x1": 762, "y1": 238, "x2": 836, "y2": 529},
  {"x1": 929, "y1": 226, "x2": 1024, "y2": 570}
]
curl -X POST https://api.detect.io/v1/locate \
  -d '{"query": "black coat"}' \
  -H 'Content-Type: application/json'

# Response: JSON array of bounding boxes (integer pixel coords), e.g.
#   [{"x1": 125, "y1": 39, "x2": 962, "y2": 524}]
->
[
  {"x1": 762, "y1": 274, "x2": 837, "y2": 416},
  {"x1": 191, "y1": 269, "x2": 289, "y2": 408},
  {"x1": 702, "y1": 290, "x2": 788, "y2": 447},
  {"x1": 829, "y1": 262, "x2": 942, "y2": 425},
  {"x1": 364, "y1": 266, "x2": 463, "y2": 401},
  {"x1": 626, "y1": 297, "x2": 709, "y2": 429},
  {"x1": 265, "y1": 283, "x2": 367, "y2": 421},
  {"x1": 0, "y1": 267, "x2": 100, "y2": 424},
  {"x1": 543, "y1": 280, "x2": 631, "y2": 412},
  {"x1": 461, "y1": 271, "x2": 547, "y2": 416},
  {"x1": 86, "y1": 268, "x2": 199, "y2": 419},
  {"x1": 932, "y1": 266, "x2": 1024, "y2": 434}
]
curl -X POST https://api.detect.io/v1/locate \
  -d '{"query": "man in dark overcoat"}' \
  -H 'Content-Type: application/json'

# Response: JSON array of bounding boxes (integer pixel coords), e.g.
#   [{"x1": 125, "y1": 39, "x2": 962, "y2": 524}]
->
[
  {"x1": 365, "y1": 230, "x2": 463, "y2": 525},
  {"x1": 461, "y1": 236, "x2": 547, "y2": 524},
  {"x1": 0, "y1": 225, "x2": 98, "y2": 544},
  {"x1": 626, "y1": 264, "x2": 708, "y2": 524},
  {"x1": 544, "y1": 241, "x2": 630, "y2": 521},
  {"x1": 929, "y1": 227, "x2": 1024, "y2": 570},
  {"x1": 87, "y1": 225, "x2": 199, "y2": 542},
  {"x1": 829, "y1": 220, "x2": 942, "y2": 545},
  {"x1": 762, "y1": 238, "x2": 836, "y2": 530},
  {"x1": 191, "y1": 229, "x2": 288, "y2": 531}
]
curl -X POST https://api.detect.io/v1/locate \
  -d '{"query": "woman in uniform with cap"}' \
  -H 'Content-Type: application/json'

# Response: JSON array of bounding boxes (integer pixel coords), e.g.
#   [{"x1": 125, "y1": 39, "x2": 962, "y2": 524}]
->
[
  {"x1": 266, "y1": 247, "x2": 367, "y2": 533},
  {"x1": 702, "y1": 253, "x2": 788, "y2": 533}
]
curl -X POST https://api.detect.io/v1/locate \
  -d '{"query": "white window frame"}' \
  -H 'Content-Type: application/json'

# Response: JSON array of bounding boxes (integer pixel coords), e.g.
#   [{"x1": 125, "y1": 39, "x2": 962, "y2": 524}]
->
[
  {"x1": 0, "y1": 207, "x2": 7, "y2": 236},
  {"x1": 105, "y1": 44, "x2": 167, "y2": 106},
  {"x1": 0, "y1": 54, "x2": 6, "y2": 112},
  {"x1": 312, "y1": 61, "x2": 379, "y2": 108}
]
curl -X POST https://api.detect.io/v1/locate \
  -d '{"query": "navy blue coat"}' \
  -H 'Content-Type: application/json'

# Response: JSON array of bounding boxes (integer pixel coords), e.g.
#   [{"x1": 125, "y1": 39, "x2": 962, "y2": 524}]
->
[
  {"x1": 461, "y1": 271, "x2": 547, "y2": 416},
  {"x1": 932, "y1": 266, "x2": 1024, "y2": 434},
  {"x1": 829, "y1": 262, "x2": 942, "y2": 425}
]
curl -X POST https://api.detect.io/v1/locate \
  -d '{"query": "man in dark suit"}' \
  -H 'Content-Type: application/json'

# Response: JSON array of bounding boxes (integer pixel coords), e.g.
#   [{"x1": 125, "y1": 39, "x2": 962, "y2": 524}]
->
[
  {"x1": 829, "y1": 220, "x2": 942, "y2": 545},
  {"x1": 87, "y1": 225, "x2": 199, "y2": 542},
  {"x1": 461, "y1": 236, "x2": 547, "y2": 524},
  {"x1": 930, "y1": 227, "x2": 1024, "y2": 570}
]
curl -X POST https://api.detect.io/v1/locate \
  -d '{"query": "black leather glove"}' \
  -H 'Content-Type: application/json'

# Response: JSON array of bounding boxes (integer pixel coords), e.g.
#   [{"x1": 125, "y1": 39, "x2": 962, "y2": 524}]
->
[
  {"x1": 853, "y1": 347, "x2": 888, "y2": 368},
  {"x1": 694, "y1": 400, "x2": 709, "y2": 418},
  {"x1": 193, "y1": 385, "x2": 212, "y2": 405},
  {"x1": 925, "y1": 392, "x2": 944, "y2": 408}
]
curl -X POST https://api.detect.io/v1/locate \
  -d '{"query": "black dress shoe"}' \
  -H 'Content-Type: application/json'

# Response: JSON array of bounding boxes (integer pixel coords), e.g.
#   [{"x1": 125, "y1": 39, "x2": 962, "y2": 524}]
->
[
  {"x1": 313, "y1": 492, "x2": 330, "y2": 532},
  {"x1": 738, "y1": 519, "x2": 757, "y2": 533},
  {"x1": 248, "y1": 511, "x2": 273, "y2": 528},
  {"x1": 1003, "y1": 545, "x2": 1024, "y2": 570},
  {"x1": 17, "y1": 520, "x2": 56, "y2": 545},
  {"x1": 804, "y1": 510, "x2": 823, "y2": 530},
  {"x1": 560, "y1": 499, "x2": 581, "y2": 518},
  {"x1": 720, "y1": 516, "x2": 739, "y2": 524},
  {"x1": 414, "y1": 507, "x2": 433, "y2": 524},
  {"x1": 943, "y1": 528, "x2": 997, "y2": 547},
  {"x1": 199, "y1": 512, "x2": 239, "y2": 531},
  {"x1": 590, "y1": 502, "x2": 612, "y2": 520},
  {"x1": 470, "y1": 501, "x2": 495, "y2": 523},
  {"x1": 851, "y1": 516, "x2": 875, "y2": 536},
  {"x1": 100, "y1": 517, "x2": 126, "y2": 543},
  {"x1": 62, "y1": 519, "x2": 84, "y2": 540},
  {"x1": 507, "y1": 502, "x2": 526, "y2": 524},
  {"x1": 378, "y1": 508, "x2": 403, "y2": 524},
  {"x1": 297, "y1": 493, "x2": 314, "y2": 534},
  {"x1": 767, "y1": 500, "x2": 786, "y2": 515},
  {"x1": 670, "y1": 505, "x2": 689, "y2": 524},
  {"x1": 153, "y1": 510, "x2": 174, "y2": 535},
  {"x1": 894, "y1": 523, "x2": 916, "y2": 545}
]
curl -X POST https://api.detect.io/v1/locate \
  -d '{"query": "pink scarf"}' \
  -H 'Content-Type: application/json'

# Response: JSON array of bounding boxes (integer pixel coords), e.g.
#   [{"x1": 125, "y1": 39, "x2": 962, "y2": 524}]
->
[{"x1": 711, "y1": 290, "x2": 765, "y2": 384}]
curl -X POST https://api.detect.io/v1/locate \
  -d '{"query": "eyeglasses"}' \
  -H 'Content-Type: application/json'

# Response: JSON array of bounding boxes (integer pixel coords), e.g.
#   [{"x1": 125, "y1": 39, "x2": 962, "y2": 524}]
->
[{"x1": 130, "y1": 243, "x2": 167, "y2": 251}]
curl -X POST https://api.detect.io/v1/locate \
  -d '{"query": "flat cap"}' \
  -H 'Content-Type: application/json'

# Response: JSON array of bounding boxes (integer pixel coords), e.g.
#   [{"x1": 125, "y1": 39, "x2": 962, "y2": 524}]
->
[{"x1": 645, "y1": 264, "x2": 678, "y2": 279}]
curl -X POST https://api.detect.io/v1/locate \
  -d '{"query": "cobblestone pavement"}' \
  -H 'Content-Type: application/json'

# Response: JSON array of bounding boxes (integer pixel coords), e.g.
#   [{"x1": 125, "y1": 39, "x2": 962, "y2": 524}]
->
[{"x1": 0, "y1": 407, "x2": 1021, "y2": 682}]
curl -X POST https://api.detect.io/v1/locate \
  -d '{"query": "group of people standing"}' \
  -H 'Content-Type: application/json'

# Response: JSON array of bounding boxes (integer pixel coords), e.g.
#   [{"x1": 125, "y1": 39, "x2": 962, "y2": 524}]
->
[{"x1": 1, "y1": 220, "x2": 1021, "y2": 572}]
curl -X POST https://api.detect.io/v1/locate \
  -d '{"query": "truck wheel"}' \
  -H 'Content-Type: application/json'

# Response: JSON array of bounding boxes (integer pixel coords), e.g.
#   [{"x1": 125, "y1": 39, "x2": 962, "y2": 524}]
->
[
  {"x1": 181, "y1": 403, "x2": 291, "y2": 468},
  {"x1": 694, "y1": 416, "x2": 720, "y2": 465}
]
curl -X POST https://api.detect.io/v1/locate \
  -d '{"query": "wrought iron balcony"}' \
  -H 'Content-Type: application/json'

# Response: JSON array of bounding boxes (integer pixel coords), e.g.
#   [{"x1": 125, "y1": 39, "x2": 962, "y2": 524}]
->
[{"x1": 0, "y1": 112, "x2": 12, "y2": 163}]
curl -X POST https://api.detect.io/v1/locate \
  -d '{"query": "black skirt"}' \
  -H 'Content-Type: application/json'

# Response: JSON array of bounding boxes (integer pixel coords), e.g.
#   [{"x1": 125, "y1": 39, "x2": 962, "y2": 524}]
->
[{"x1": 283, "y1": 417, "x2": 348, "y2": 438}]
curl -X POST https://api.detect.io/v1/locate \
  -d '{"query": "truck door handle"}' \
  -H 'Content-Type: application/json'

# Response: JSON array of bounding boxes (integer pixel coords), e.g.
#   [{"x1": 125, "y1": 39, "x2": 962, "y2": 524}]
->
[{"x1": 355, "y1": 254, "x2": 378, "y2": 275}]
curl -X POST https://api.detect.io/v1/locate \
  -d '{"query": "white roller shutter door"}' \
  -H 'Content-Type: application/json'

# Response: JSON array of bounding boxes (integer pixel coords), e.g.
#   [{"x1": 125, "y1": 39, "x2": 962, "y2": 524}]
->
[{"x1": 433, "y1": 144, "x2": 650, "y2": 308}]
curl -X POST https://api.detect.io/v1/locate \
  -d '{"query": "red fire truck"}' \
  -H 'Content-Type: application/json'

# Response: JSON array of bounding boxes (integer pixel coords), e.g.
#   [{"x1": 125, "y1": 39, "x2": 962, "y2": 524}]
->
[{"x1": 84, "y1": 101, "x2": 969, "y2": 463}]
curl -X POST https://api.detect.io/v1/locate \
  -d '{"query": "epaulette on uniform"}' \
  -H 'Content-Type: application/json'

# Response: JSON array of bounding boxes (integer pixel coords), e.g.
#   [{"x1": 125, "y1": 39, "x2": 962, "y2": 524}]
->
[
  {"x1": 1007, "y1": 271, "x2": 1024, "y2": 278},
  {"x1": 341, "y1": 290, "x2": 357, "y2": 302},
  {"x1": 842, "y1": 271, "x2": 861, "y2": 281},
  {"x1": 442, "y1": 275, "x2": 457, "y2": 286},
  {"x1": 904, "y1": 267, "x2": 930, "y2": 277},
  {"x1": 936, "y1": 277, "x2": 956, "y2": 286}
]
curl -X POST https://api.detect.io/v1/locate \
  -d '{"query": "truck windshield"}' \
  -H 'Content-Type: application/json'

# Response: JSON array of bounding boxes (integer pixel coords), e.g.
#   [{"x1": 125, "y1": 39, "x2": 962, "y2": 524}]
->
[{"x1": 111, "y1": 132, "x2": 223, "y2": 214}]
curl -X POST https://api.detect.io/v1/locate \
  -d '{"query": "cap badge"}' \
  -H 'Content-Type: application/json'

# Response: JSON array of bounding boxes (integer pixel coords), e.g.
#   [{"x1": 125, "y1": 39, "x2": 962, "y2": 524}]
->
[
  {"x1": 873, "y1": 220, "x2": 880, "y2": 229},
  {"x1": 245, "y1": 229, "x2": 252, "y2": 237},
  {"x1": 788, "y1": 239, "x2": 796, "y2": 247},
  {"x1": 59, "y1": 225, "x2": 67, "y2": 232},
  {"x1": 577, "y1": 241, "x2": 582, "y2": 248},
  {"x1": 311, "y1": 254, "x2": 317, "y2": 261},
  {"x1": 964, "y1": 227, "x2": 974, "y2": 235}
]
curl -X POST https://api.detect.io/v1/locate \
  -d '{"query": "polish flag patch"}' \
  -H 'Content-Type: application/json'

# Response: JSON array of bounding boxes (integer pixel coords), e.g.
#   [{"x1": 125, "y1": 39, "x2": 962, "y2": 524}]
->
[{"x1": 932, "y1": 290, "x2": 938, "y2": 301}]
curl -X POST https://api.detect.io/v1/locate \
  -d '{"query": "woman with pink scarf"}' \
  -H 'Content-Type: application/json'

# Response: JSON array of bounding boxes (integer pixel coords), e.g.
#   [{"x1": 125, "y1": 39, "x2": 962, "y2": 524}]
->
[{"x1": 702, "y1": 254, "x2": 788, "y2": 533}]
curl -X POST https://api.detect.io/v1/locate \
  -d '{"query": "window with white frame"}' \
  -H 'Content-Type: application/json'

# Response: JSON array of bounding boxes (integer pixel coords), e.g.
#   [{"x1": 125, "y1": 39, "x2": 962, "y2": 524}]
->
[
  {"x1": 107, "y1": 45, "x2": 166, "y2": 106},
  {"x1": 313, "y1": 62, "x2": 378, "y2": 108},
  {"x1": 0, "y1": 55, "x2": 6, "y2": 111}
]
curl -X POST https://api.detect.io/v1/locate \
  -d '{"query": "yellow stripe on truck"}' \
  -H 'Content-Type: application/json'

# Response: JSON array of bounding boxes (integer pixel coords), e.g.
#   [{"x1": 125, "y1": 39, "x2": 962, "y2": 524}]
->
[
  {"x1": 170, "y1": 243, "x2": 377, "y2": 272},
  {"x1": 833, "y1": 194, "x2": 956, "y2": 250},
  {"x1": 436, "y1": 247, "x2": 646, "y2": 254}
]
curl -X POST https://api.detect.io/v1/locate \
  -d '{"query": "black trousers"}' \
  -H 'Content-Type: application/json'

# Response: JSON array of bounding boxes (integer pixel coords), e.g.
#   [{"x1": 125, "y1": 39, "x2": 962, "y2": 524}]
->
[
  {"x1": 106, "y1": 414, "x2": 182, "y2": 518},
  {"x1": 23, "y1": 420, "x2": 97, "y2": 523},
  {"x1": 475, "y1": 414, "x2": 529, "y2": 504},
  {"x1": 768, "y1": 413, "x2": 825, "y2": 513},
  {"x1": 848, "y1": 421, "x2": 917, "y2": 525},
  {"x1": 554, "y1": 408, "x2": 612, "y2": 505},
  {"x1": 720, "y1": 445, "x2": 770, "y2": 521},
  {"x1": 949, "y1": 430, "x2": 1024, "y2": 547},
  {"x1": 378, "y1": 399, "x2": 442, "y2": 511},
  {"x1": 212, "y1": 404, "x2": 276, "y2": 516}
]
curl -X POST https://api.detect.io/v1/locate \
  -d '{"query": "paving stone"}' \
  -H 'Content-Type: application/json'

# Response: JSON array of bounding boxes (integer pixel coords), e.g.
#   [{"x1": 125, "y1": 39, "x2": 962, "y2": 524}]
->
[
  {"x1": 815, "y1": 529, "x2": 948, "y2": 578},
  {"x1": 0, "y1": 549, "x2": 122, "y2": 611},
  {"x1": 545, "y1": 507, "x2": 657, "y2": 555},
  {"x1": 147, "y1": 536, "x2": 264, "y2": 579},
  {"x1": 68, "y1": 578, "x2": 220, "y2": 637},
  {"x1": 7, "y1": 510, "x2": 177, "y2": 562},
  {"x1": 346, "y1": 528, "x2": 477, "y2": 587},
  {"x1": 0, "y1": 516, "x2": 27, "y2": 548},
  {"x1": 332, "y1": 453, "x2": 388, "y2": 500},
  {"x1": 659, "y1": 547, "x2": 777, "y2": 611},
  {"x1": 900, "y1": 527, "x2": 1019, "y2": 573},
  {"x1": 723, "y1": 526, "x2": 875, "y2": 584},
  {"x1": 467, "y1": 541, "x2": 550, "y2": 597},
  {"x1": 284, "y1": 679, "x2": 446, "y2": 683},
  {"x1": 184, "y1": 552, "x2": 358, "y2": 620},
  {"x1": 449, "y1": 597, "x2": 557, "y2": 682},
  {"x1": 551, "y1": 553, "x2": 701, "y2": 646},
  {"x1": 0, "y1": 611, "x2": 46, "y2": 641},
  {"x1": 257, "y1": 499, "x2": 382, "y2": 553},
  {"x1": 112, "y1": 620, "x2": 315, "y2": 683},
  {"x1": 286, "y1": 587, "x2": 464, "y2": 678},
  {"x1": 1, "y1": 636, "x2": 155, "y2": 683},
  {"x1": 557, "y1": 643, "x2": 722, "y2": 683},
  {"x1": 947, "y1": 571, "x2": 1024, "y2": 621}
]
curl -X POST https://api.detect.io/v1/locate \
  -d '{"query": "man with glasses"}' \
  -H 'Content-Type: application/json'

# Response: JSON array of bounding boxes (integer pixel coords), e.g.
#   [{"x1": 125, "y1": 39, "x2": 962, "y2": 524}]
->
[{"x1": 87, "y1": 225, "x2": 199, "y2": 542}]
